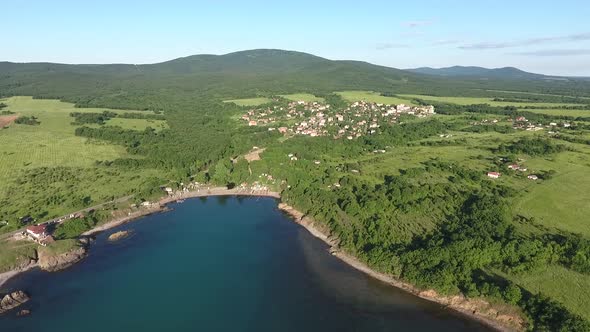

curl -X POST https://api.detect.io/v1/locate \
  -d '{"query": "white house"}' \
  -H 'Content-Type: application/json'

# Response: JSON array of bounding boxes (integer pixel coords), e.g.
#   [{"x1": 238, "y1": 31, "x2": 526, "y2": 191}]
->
[{"x1": 487, "y1": 172, "x2": 501, "y2": 179}]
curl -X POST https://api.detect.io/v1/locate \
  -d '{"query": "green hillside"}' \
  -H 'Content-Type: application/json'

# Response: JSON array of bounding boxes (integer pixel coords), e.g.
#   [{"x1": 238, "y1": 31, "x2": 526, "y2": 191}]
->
[{"x1": 2, "y1": 49, "x2": 590, "y2": 331}]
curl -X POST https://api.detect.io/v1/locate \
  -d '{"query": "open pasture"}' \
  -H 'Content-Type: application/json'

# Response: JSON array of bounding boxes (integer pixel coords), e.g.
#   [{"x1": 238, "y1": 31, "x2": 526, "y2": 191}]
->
[
  {"x1": 223, "y1": 97, "x2": 272, "y2": 106},
  {"x1": 520, "y1": 108, "x2": 590, "y2": 117},
  {"x1": 336, "y1": 91, "x2": 417, "y2": 105},
  {"x1": 398, "y1": 94, "x2": 585, "y2": 108},
  {"x1": 279, "y1": 93, "x2": 324, "y2": 102},
  {"x1": 513, "y1": 149, "x2": 590, "y2": 237},
  {"x1": 0, "y1": 97, "x2": 138, "y2": 196},
  {"x1": 498, "y1": 265, "x2": 590, "y2": 321}
]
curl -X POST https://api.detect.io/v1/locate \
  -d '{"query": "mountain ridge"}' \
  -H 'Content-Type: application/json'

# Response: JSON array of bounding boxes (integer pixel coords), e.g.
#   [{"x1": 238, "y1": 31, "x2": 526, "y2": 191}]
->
[{"x1": 405, "y1": 65, "x2": 552, "y2": 79}]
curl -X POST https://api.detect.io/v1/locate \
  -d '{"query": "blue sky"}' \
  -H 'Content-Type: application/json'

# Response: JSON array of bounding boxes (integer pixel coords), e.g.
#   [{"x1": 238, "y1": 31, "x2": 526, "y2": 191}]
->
[{"x1": 3, "y1": 0, "x2": 590, "y2": 75}]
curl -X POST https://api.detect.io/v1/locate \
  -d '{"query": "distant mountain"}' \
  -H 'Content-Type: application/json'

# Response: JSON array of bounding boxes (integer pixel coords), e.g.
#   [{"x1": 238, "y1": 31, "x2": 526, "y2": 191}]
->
[
  {"x1": 406, "y1": 66, "x2": 550, "y2": 80},
  {"x1": 1, "y1": 50, "x2": 590, "y2": 106}
]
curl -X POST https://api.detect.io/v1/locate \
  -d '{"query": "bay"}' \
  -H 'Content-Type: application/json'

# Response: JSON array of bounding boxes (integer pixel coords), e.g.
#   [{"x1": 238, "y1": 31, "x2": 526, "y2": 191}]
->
[{"x1": 0, "y1": 197, "x2": 491, "y2": 331}]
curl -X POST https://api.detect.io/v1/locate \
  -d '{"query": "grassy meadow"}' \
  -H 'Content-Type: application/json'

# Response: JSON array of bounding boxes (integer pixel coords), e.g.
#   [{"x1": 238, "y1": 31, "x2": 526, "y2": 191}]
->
[
  {"x1": 497, "y1": 265, "x2": 590, "y2": 321},
  {"x1": 279, "y1": 93, "x2": 325, "y2": 102},
  {"x1": 398, "y1": 94, "x2": 585, "y2": 109},
  {"x1": 0, "y1": 97, "x2": 166, "y2": 229},
  {"x1": 223, "y1": 97, "x2": 271, "y2": 106},
  {"x1": 513, "y1": 149, "x2": 590, "y2": 237},
  {"x1": 0, "y1": 97, "x2": 128, "y2": 192},
  {"x1": 521, "y1": 108, "x2": 590, "y2": 117},
  {"x1": 336, "y1": 91, "x2": 417, "y2": 105}
]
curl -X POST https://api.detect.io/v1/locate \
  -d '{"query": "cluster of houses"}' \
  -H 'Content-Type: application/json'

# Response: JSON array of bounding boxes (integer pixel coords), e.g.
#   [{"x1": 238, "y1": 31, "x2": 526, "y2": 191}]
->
[
  {"x1": 241, "y1": 100, "x2": 435, "y2": 140},
  {"x1": 487, "y1": 160, "x2": 539, "y2": 181},
  {"x1": 512, "y1": 116, "x2": 572, "y2": 132},
  {"x1": 471, "y1": 118, "x2": 500, "y2": 126}
]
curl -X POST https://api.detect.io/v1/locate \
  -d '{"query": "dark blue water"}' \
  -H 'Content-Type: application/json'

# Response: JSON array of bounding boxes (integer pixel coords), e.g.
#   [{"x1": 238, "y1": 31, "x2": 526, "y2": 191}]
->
[{"x1": 0, "y1": 197, "x2": 491, "y2": 331}]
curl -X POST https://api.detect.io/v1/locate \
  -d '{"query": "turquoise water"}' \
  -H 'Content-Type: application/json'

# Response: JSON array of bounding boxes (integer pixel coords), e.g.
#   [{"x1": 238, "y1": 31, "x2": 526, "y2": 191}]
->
[{"x1": 0, "y1": 197, "x2": 491, "y2": 331}]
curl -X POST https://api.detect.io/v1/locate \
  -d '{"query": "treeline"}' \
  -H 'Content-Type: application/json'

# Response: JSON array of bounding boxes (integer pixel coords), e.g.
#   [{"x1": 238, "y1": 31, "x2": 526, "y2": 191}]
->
[
  {"x1": 118, "y1": 112, "x2": 166, "y2": 120},
  {"x1": 421, "y1": 100, "x2": 590, "y2": 123},
  {"x1": 496, "y1": 137, "x2": 567, "y2": 156},
  {"x1": 492, "y1": 97, "x2": 590, "y2": 109},
  {"x1": 15, "y1": 116, "x2": 40, "y2": 125},
  {"x1": 70, "y1": 111, "x2": 166, "y2": 125},
  {"x1": 361, "y1": 119, "x2": 448, "y2": 149},
  {"x1": 70, "y1": 111, "x2": 117, "y2": 125},
  {"x1": 463, "y1": 124, "x2": 515, "y2": 134}
]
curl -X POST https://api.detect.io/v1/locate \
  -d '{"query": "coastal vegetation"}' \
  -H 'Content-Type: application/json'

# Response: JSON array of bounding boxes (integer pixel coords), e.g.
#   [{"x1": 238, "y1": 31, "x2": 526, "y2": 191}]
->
[{"x1": 1, "y1": 50, "x2": 590, "y2": 330}]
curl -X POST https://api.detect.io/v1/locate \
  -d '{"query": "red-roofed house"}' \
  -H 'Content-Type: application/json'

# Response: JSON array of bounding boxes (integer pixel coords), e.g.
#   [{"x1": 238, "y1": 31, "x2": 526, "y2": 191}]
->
[
  {"x1": 26, "y1": 224, "x2": 47, "y2": 240},
  {"x1": 487, "y1": 172, "x2": 501, "y2": 179}
]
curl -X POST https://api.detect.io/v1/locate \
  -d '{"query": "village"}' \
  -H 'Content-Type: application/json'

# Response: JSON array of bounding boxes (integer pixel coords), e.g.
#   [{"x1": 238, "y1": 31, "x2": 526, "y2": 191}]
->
[
  {"x1": 487, "y1": 158, "x2": 539, "y2": 181},
  {"x1": 511, "y1": 116, "x2": 572, "y2": 132},
  {"x1": 241, "y1": 100, "x2": 436, "y2": 140}
]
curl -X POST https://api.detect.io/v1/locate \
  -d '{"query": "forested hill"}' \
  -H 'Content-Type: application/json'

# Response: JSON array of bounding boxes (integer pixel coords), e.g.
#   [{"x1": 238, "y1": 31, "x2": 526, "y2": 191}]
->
[
  {"x1": 2, "y1": 49, "x2": 590, "y2": 105},
  {"x1": 405, "y1": 65, "x2": 572, "y2": 81}
]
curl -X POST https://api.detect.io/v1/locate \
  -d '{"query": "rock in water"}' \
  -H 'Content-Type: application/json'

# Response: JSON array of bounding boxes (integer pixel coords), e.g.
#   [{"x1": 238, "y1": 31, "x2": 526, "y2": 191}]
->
[
  {"x1": 0, "y1": 291, "x2": 30, "y2": 314},
  {"x1": 108, "y1": 230, "x2": 130, "y2": 242},
  {"x1": 17, "y1": 309, "x2": 31, "y2": 317}
]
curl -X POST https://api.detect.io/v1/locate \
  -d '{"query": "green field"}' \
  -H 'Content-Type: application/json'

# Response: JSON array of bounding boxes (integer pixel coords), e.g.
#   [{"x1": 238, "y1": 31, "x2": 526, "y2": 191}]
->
[
  {"x1": 520, "y1": 108, "x2": 590, "y2": 117},
  {"x1": 223, "y1": 97, "x2": 272, "y2": 106},
  {"x1": 0, "y1": 97, "x2": 129, "y2": 192},
  {"x1": 484, "y1": 89, "x2": 590, "y2": 100},
  {"x1": 0, "y1": 97, "x2": 166, "y2": 227},
  {"x1": 279, "y1": 93, "x2": 325, "y2": 102},
  {"x1": 514, "y1": 150, "x2": 590, "y2": 237},
  {"x1": 399, "y1": 94, "x2": 585, "y2": 108},
  {"x1": 336, "y1": 91, "x2": 417, "y2": 105},
  {"x1": 0, "y1": 240, "x2": 37, "y2": 273},
  {"x1": 498, "y1": 265, "x2": 590, "y2": 321}
]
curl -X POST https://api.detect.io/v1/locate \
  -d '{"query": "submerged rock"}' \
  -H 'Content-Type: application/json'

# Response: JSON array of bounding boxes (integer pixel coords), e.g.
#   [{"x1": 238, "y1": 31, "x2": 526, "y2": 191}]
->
[
  {"x1": 108, "y1": 230, "x2": 130, "y2": 242},
  {"x1": 16, "y1": 309, "x2": 31, "y2": 317},
  {"x1": 0, "y1": 291, "x2": 30, "y2": 314}
]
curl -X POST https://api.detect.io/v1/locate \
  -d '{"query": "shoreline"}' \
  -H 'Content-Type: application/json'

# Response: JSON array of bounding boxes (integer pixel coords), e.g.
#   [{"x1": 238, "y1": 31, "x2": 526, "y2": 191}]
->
[
  {"x1": 0, "y1": 189, "x2": 520, "y2": 330},
  {"x1": 0, "y1": 263, "x2": 38, "y2": 291},
  {"x1": 277, "y1": 203, "x2": 520, "y2": 332},
  {"x1": 82, "y1": 187, "x2": 280, "y2": 237}
]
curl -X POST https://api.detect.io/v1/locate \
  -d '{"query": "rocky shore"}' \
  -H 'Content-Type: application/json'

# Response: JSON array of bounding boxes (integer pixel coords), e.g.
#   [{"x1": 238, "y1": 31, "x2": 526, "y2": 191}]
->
[
  {"x1": 277, "y1": 203, "x2": 523, "y2": 332},
  {"x1": 37, "y1": 244, "x2": 88, "y2": 273},
  {"x1": 0, "y1": 291, "x2": 30, "y2": 314}
]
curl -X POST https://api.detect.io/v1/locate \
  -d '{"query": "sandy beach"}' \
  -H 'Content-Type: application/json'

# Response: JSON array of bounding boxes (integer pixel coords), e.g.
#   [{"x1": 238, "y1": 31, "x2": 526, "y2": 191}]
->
[
  {"x1": 82, "y1": 187, "x2": 280, "y2": 237},
  {"x1": 0, "y1": 263, "x2": 37, "y2": 290}
]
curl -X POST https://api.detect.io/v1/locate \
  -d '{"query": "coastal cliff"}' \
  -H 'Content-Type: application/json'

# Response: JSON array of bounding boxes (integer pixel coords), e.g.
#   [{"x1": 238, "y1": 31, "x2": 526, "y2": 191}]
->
[{"x1": 37, "y1": 242, "x2": 88, "y2": 272}]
